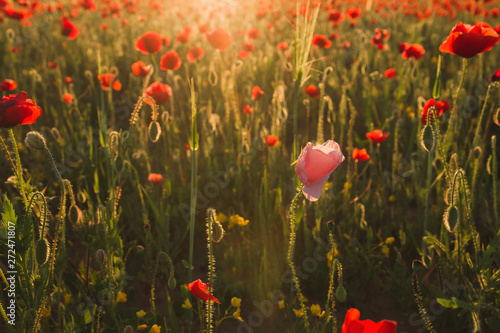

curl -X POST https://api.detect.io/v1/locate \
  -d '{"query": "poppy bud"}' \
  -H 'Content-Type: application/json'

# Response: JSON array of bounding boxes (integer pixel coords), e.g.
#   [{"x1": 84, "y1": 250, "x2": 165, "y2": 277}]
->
[
  {"x1": 25, "y1": 131, "x2": 47, "y2": 150},
  {"x1": 123, "y1": 325, "x2": 133, "y2": 333},
  {"x1": 148, "y1": 121, "x2": 161, "y2": 142},
  {"x1": 420, "y1": 125, "x2": 435, "y2": 152},
  {"x1": 36, "y1": 238, "x2": 49, "y2": 265},
  {"x1": 68, "y1": 205, "x2": 82, "y2": 224},
  {"x1": 336, "y1": 283, "x2": 347, "y2": 302},
  {"x1": 327, "y1": 220, "x2": 334, "y2": 232},
  {"x1": 95, "y1": 249, "x2": 106, "y2": 267},
  {"x1": 168, "y1": 277, "x2": 177, "y2": 289},
  {"x1": 472, "y1": 146, "x2": 481, "y2": 159},
  {"x1": 444, "y1": 205, "x2": 459, "y2": 232},
  {"x1": 412, "y1": 260, "x2": 424, "y2": 272}
]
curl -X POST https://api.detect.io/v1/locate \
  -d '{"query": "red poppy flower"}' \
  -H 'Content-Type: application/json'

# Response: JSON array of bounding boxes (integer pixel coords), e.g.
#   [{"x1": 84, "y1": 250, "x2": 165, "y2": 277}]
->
[
  {"x1": 198, "y1": 23, "x2": 208, "y2": 33},
  {"x1": 143, "y1": 81, "x2": 172, "y2": 106},
  {"x1": 98, "y1": 73, "x2": 121, "y2": 91},
  {"x1": 421, "y1": 98, "x2": 450, "y2": 125},
  {"x1": 160, "y1": 51, "x2": 182, "y2": 71},
  {"x1": 0, "y1": 79, "x2": 17, "y2": 91},
  {"x1": 385, "y1": 68, "x2": 395, "y2": 78},
  {"x1": 402, "y1": 43, "x2": 425, "y2": 60},
  {"x1": 48, "y1": 61, "x2": 58, "y2": 69},
  {"x1": 176, "y1": 31, "x2": 190, "y2": 44},
  {"x1": 266, "y1": 135, "x2": 279, "y2": 147},
  {"x1": 135, "y1": 31, "x2": 162, "y2": 54},
  {"x1": 398, "y1": 42, "x2": 409, "y2": 53},
  {"x1": 65, "y1": 77, "x2": 73, "y2": 85},
  {"x1": 78, "y1": 0, "x2": 97, "y2": 11},
  {"x1": 330, "y1": 33, "x2": 339, "y2": 41},
  {"x1": 243, "y1": 105, "x2": 253, "y2": 114},
  {"x1": 186, "y1": 47, "x2": 205, "y2": 63},
  {"x1": 346, "y1": 8, "x2": 361, "y2": 19},
  {"x1": 252, "y1": 86, "x2": 264, "y2": 100},
  {"x1": 328, "y1": 11, "x2": 345, "y2": 24},
  {"x1": 366, "y1": 130, "x2": 389, "y2": 143},
  {"x1": 131, "y1": 61, "x2": 150, "y2": 77},
  {"x1": 439, "y1": 22, "x2": 500, "y2": 58},
  {"x1": 490, "y1": 69, "x2": 500, "y2": 82},
  {"x1": 62, "y1": 93, "x2": 73, "y2": 104},
  {"x1": 0, "y1": 91, "x2": 42, "y2": 128},
  {"x1": 341, "y1": 308, "x2": 397, "y2": 333},
  {"x1": 371, "y1": 28, "x2": 390, "y2": 46},
  {"x1": 148, "y1": 173, "x2": 165, "y2": 184},
  {"x1": 187, "y1": 279, "x2": 220, "y2": 304},
  {"x1": 241, "y1": 41, "x2": 255, "y2": 52},
  {"x1": 277, "y1": 42, "x2": 288, "y2": 50},
  {"x1": 352, "y1": 148, "x2": 370, "y2": 161},
  {"x1": 305, "y1": 85, "x2": 320, "y2": 98},
  {"x1": 206, "y1": 28, "x2": 232, "y2": 51},
  {"x1": 312, "y1": 34, "x2": 332, "y2": 48},
  {"x1": 99, "y1": 23, "x2": 109, "y2": 31},
  {"x1": 61, "y1": 18, "x2": 79, "y2": 40},
  {"x1": 247, "y1": 28, "x2": 260, "y2": 39}
]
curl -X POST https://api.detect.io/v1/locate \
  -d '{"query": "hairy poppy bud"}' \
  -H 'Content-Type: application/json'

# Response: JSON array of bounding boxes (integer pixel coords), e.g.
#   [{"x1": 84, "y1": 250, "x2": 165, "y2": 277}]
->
[
  {"x1": 95, "y1": 249, "x2": 106, "y2": 267},
  {"x1": 36, "y1": 238, "x2": 49, "y2": 265},
  {"x1": 412, "y1": 260, "x2": 424, "y2": 272},
  {"x1": 420, "y1": 125, "x2": 435, "y2": 152},
  {"x1": 25, "y1": 131, "x2": 46, "y2": 150},
  {"x1": 444, "y1": 206, "x2": 459, "y2": 232},
  {"x1": 168, "y1": 277, "x2": 177, "y2": 290},
  {"x1": 336, "y1": 284, "x2": 347, "y2": 302},
  {"x1": 472, "y1": 146, "x2": 481, "y2": 159},
  {"x1": 123, "y1": 325, "x2": 133, "y2": 333}
]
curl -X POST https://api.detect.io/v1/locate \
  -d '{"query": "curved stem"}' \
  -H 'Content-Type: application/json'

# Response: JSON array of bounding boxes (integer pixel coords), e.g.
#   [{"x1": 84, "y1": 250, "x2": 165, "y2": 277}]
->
[
  {"x1": 287, "y1": 189, "x2": 309, "y2": 332},
  {"x1": 8, "y1": 129, "x2": 28, "y2": 207}
]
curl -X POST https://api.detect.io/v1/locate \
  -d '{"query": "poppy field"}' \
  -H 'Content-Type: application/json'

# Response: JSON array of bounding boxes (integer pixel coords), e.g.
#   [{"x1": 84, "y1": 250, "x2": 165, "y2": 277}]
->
[{"x1": 1, "y1": 0, "x2": 500, "y2": 332}]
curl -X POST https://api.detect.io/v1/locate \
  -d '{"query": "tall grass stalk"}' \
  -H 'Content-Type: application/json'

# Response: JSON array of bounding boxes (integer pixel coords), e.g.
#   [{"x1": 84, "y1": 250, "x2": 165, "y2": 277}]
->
[
  {"x1": 443, "y1": 58, "x2": 467, "y2": 153},
  {"x1": 188, "y1": 78, "x2": 199, "y2": 333}
]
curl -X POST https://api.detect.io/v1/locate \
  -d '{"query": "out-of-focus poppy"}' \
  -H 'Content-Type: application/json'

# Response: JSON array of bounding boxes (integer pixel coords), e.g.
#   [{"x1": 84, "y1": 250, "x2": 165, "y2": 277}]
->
[
  {"x1": 131, "y1": 61, "x2": 150, "y2": 77},
  {"x1": 62, "y1": 93, "x2": 73, "y2": 104},
  {"x1": 266, "y1": 135, "x2": 279, "y2": 147},
  {"x1": 366, "y1": 130, "x2": 389, "y2": 143},
  {"x1": 186, "y1": 47, "x2": 205, "y2": 63},
  {"x1": 148, "y1": 173, "x2": 165, "y2": 184},
  {"x1": 247, "y1": 28, "x2": 260, "y2": 39},
  {"x1": 305, "y1": 85, "x2": 320, "y2": 98},
  {"x1": 61, "y1": 18, "x2": 79, "y2": 40},
  {"x1": 277, "y1": 42, "x2": 288, "y2": 50},
  {"x1": 160, "y1": 51, "x2": 182, "y2": 71},
  {"x1": 243, "y1": 105, "x2": 253, "y2": 114},
  {"x1": 385, "y1": 68, "x2": 395, "y2": 78},
  {"x1": 490, "y1": 69, "x2": 500, "y2": 82},
  {"x1": 206, "y1": 28, "x2": 232, "y2": 51},
  {"x1": 346, "y1": 8, "x2": 361, "y2": 19},
  {"x1": 421, "y1": 98, "x2": 450, "y2": 125},
  {"x1": 135, "y1": 31, "x2": 163, "y2": 54},
  {"x1": 98, "y1": 73, "x2": 121, "y2": 91},
  {"x1": 143, "y1": 81, "x2": 172, "y2": 106},
  {"x1": 0, "y1": 79, "x2": 17, "y2": 91},
  {"x1": 352, "y1": 148, "x2": 370, "y2": 161},
  {"x1": 402, "y1": 43, "x2": 425, "y2": 60},
  {"x1": 328, "y1": 11, "x2": 345, "y2": 24},
  {"x1": 252, "y1": 86, "x2": 264, "y2": 100},
  {"x1": 312, "y1": 34, "x2": 332, "y2": 48}
]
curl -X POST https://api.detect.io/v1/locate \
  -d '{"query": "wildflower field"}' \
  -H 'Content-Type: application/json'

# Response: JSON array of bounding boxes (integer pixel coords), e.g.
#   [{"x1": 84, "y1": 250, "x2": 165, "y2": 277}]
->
[{"x1": 0, "y1": 0, "x2": 500, "y2": 332}]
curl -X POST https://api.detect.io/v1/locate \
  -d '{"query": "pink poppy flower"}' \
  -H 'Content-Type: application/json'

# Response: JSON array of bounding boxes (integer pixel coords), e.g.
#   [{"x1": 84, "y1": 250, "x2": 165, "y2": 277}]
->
[{"x1": 296, "y1": 140, "x2": 345, "y2": 201}]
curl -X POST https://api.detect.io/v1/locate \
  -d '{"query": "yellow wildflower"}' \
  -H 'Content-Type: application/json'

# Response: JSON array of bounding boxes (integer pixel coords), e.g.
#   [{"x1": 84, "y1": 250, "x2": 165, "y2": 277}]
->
[
  {"x1": 181, "y1": 299, "x2": 192, "y2": 310},
  {"x1": 233, "y1": 307, "x2": 244, "y2": 322},
  {"x1": 136, "y1": 310, "x2": 146, "y2": 318},
  {"x1": 293, "y1": 309, "x2": 303, "y2": 318},
  {"x1": 228, "y1": 214, "x2": 249, "y2": 229},
  {"x1": 382, "y1": 245, "x2": 390, "y2": 257},
  {"x1": 149, "y1": 324, "x2": 161, "y2": 333},
  {"x1": 388, "y1": 195, "x2": 396, "y2": 202},
  {"x1": 41, "y1": 307, "x2": 51, "y2": 317},
  {"x1": 137, "y1": 325, "x2": 148, "y2": 330},
  {"x1": 327, "y1": 247, "x2": 339, "y2": 267},
  {"x1": 231, "y1": 297, "x2": 241, "y2": 308},
  {"x1": 216, "y1": 212, "x2": 227, "y2": 224},
  {"x1": 116, "y1": 291, "x2": 127, "y2": 303},
  {"x1": 431, "y1": 56, "x2": 437, "y2": 63},
  {"x1": 323, "y1": 182, "x2": 331, "y2": 191},
  {"x1": 310, "y1": 304, "x2": 325, "y2": 318},
  {"x1": 385, "y1": 237, "x2": 395, "y2": 245},
  {"x1": 344, "y1": 181, "x2": 352, "y2": 191},
  {"x1": 278, "y1": 300, "x2": 285, "y2": 309},
  {"x1": 64, "y1": 293, "x2": 71, "y2": 304},
  {"x1": 301, "y1": 296, "x2": 309, "y2": 303}
]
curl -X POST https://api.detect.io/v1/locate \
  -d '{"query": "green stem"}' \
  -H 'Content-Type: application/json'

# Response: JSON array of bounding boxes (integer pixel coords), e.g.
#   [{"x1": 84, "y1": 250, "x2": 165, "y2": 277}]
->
[
  {"x1": 8, "y1": 129, "x2": 28, "y2": 207},
  {"x1": 443, "y1": 58, "x2": 467, "y2": 153},
  {"x1": 423, "y1": 147, "x2": 433, "y2": 259},
  {"x1": 287, "y1": 189, "x2": 309, "y2": 332},
  {"x1": 492, "y1": 136, "x2": 499, "y2": 225}
]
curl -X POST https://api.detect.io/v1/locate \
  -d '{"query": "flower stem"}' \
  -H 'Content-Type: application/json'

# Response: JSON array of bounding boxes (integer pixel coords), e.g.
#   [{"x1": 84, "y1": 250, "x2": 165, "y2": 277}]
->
[
  {"x1": 287, "y1": 189, "x2": 309, "y2": 332},
  {"x1": 8, "y1": 129, "x2": 28, "y2": 207}
]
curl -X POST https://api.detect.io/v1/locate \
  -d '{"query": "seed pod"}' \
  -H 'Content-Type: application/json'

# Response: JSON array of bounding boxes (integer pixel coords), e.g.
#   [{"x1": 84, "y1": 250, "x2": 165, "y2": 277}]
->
[
  {"x1": 444, "y1": 206, "x2": 459, "y2": 233},
  {"x1": 95, "y1": 249, "x2": 106, "y2": 267},
  {"x1": 420, "y1": 125, "x2": 435, "y2": 152},
  {"x1": 472, "y1": 146, "x2": 481, "y2": 159},
  {"x1": 25, "y1": 131, "x2": 47, "y2": 150},
  {"x1": 327, "y1": 220, "x2": 335, "y2": 232},
  {"x1": 148, "y1": 121, "x2": 161, "y2": 142},
  {"x1": 68, "y1": 205, "x2": 82, "y2": 224},
  {"x1": 412, "y1": 260, "x2": 424, "y2": 273},
  {"x1": 123, "y1": 325, "x2": 133, "y2": 333},
  {"x1": 168, "y1": 277, "x2": 177, "y2": 290},
  {"x1": 335, "y1": 284, "x2": 347, "y2": 302},
  {"x1": 36, "y1": 238, "x2": 49, "y2": 266}
]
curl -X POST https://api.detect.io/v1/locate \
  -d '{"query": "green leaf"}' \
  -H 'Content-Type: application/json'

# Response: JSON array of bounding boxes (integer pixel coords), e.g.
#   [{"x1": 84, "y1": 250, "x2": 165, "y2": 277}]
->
[{"x1": 436, "y1": 297, "x2": 458, "y2": 309}]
